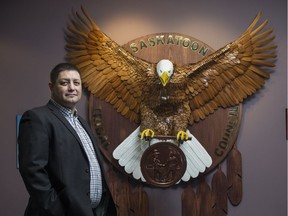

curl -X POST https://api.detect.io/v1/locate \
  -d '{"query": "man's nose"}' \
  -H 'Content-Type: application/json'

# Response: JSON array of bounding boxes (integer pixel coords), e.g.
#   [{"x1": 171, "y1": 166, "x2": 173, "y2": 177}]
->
[{"x1": 68, "y1": 82, "x2": 76, "y2": 90}]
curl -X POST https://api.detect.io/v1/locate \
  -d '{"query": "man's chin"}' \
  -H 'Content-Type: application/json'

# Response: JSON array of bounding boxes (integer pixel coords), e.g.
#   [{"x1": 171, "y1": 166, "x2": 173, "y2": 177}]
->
[
  {"x1": 63, "y1": 99, "x2": 79, "y2": 109},
  {"x1": 65, "y1": 97, "x2": 80, "y2": 102}
]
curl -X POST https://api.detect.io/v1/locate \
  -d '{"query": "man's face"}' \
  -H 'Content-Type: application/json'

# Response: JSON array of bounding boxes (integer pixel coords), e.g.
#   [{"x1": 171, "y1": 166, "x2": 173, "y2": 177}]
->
[{"x1": 49, "y1": 70, "x2": 82, "y2": 110}]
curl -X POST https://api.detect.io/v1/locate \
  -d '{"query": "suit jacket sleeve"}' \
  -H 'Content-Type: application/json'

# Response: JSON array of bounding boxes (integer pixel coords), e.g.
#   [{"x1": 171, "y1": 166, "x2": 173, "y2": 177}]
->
[{"x1": 18, "y1": 109, "x2": 65, "y2": 215}]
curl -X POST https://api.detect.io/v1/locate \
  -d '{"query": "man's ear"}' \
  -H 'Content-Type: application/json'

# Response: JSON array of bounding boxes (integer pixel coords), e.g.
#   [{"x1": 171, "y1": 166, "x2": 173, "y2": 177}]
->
[{"x1": 48, "y1": 82, "x2": 53, "y2": 91}]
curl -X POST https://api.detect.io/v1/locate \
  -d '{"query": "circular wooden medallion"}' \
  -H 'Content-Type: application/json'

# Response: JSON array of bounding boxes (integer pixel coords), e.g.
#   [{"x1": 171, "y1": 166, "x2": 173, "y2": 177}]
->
[
  {"x1": 89, "y1": 32, "x2": 242, "y2": 185},
  {"x1": 140, "y1": 142, "x2": 187, "y2": 187}
]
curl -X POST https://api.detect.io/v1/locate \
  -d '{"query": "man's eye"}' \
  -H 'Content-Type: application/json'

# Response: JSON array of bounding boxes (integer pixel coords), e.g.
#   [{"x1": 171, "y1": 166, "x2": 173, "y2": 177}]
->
[
  {"x1": 60, "y1": 81, "x2": 68, "y2": 85},
  {"x1": 74, "y1": 82, "x2": 81, "y2": 86}
]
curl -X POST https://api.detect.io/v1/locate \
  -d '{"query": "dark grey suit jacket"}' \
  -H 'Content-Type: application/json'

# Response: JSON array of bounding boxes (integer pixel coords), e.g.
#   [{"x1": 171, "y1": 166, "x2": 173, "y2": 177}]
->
[{"x1": 18, "y1": 100, "x2": 116, "y2": 216}]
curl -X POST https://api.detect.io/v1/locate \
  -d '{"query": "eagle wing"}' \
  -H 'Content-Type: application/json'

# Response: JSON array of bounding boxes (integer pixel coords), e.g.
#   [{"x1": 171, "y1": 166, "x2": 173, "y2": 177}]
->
[
  {"x1": 65, "y1": 7, "x2": 155, "y2": 123},
  {"x1": 174, "y1": 12, "x2": 277, "y2": 124}
]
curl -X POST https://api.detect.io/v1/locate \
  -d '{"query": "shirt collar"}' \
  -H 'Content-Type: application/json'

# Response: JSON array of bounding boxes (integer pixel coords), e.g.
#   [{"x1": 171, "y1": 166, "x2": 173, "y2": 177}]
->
[{"x1": 50, "y1": 99, "x2": 78, "y2": 118}]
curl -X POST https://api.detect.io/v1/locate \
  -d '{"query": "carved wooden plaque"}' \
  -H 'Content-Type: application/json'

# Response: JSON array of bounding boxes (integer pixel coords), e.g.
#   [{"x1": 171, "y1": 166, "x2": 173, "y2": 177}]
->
[{"x1": 89, "y1": 32, "x2": 242, "y2": 183}]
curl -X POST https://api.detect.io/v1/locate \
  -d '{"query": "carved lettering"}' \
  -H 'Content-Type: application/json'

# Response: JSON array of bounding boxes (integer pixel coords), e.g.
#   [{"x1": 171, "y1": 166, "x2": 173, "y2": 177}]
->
[
  {"x1": 130, "y1": 43, "x2": 139, "y2": 53},
  {"x1": 140, "y1": 40, "x2": 148, "y2": 50},
  {"x1": 128, "y1": 34, "x2": 210, "y2": 56},
  {"x1": 214, "y1": 148, "x2": 224, "y2": 156},
  {"x1": 182, "y1": 38, "x2": 190, "y2": 48},
  {"x1": 199, "y1": 46, "x2": 208, "y2": 56},
  {"x1": 191, "y1": 41, "x2": 199, "y2": 51},
  {"x1": 214, "y1": 106, "x2": 240, "y2": 157},
  {"x1": 148, "y1": 37, "x2": 156, "y2": 47},
  {"x1": 156, "y1": 35, "x2": 165, "y2": 45},
  {"x1": 174, "y1": 35, "x2": 183, "y2": 45},
  {"x1": 167, "y1": 35, "x2": 174, "y2": 45}
]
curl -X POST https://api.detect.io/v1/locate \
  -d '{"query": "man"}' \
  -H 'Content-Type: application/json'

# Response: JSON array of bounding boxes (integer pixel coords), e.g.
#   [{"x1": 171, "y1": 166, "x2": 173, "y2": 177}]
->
[{"x1": 18, "y1": 63, "x2": 117, "y2": 216}]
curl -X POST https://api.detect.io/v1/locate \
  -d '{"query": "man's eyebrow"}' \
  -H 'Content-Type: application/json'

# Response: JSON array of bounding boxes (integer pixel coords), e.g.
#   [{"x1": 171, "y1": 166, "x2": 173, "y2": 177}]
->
[{"x1": 59, "y1": 78, "x2": 80, "y2": 80}]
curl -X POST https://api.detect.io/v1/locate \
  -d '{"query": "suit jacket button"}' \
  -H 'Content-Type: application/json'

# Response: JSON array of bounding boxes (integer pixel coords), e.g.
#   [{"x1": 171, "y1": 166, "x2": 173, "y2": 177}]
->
[{"x1": 85, "y1": 168, "x2": 89, "y2": 173}]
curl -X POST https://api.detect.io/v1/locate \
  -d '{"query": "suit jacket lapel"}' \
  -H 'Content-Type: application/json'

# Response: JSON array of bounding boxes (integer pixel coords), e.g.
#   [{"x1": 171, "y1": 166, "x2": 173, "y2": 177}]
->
[
  {"x1": 47, "y1": 101, "x2": 83, "y2": 147},
  {"x1": 47, "y1": 101, "x2": 102, "y2": 160}
]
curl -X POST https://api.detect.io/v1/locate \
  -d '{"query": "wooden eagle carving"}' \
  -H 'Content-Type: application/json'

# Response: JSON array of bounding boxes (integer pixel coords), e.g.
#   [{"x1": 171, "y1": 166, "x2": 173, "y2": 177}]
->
[{"x1": 65, "y1": 7, "x2": 276, "y2": 182}]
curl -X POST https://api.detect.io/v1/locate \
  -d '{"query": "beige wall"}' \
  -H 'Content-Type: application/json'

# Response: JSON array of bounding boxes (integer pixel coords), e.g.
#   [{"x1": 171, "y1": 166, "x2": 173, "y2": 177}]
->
[{"x1": 0, "y1": 0, "x2": 286, "y2": 215}]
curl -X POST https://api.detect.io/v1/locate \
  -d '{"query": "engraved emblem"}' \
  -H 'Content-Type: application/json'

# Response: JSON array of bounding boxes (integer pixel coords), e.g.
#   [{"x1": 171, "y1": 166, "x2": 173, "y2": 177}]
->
[{"x1": 141, "y1": 142, "x2": 187, "y2": 187}]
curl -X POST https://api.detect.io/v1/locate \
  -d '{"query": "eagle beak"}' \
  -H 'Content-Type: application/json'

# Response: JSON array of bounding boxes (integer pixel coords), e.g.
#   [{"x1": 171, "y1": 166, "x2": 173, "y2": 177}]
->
[{"x1": 160, "y1": 71, "x2": 170, "y2": 87}]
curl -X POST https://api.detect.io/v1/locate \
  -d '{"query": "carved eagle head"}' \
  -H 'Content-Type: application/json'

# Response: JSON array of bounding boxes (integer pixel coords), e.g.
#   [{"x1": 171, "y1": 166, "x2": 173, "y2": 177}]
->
[{"x1": 156, "y1": 59, "x2": 174, "y2": 87}]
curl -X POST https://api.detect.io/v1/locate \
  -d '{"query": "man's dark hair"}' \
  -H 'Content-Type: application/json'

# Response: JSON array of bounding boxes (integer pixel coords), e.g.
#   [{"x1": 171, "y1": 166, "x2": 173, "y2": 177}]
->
[{"x1": 50, "y1": 63, "x2": 80, "y2": 84}]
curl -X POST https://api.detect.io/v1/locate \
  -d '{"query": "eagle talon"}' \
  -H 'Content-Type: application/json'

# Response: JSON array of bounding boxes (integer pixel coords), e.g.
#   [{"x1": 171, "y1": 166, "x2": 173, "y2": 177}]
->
[
  {"x1": 141, "y1": 129, "x2": 155, "y2": 142},
  {"x1": 176, "y1": 131, "x2": 189, "y2": 144}
]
